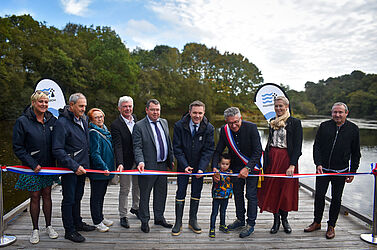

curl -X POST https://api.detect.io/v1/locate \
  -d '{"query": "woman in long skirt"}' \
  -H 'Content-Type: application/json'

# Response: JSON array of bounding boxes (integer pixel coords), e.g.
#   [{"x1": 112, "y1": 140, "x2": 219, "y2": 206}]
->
[{"x1": 257, "y1": 96, "x2": 303, "y2": 234}]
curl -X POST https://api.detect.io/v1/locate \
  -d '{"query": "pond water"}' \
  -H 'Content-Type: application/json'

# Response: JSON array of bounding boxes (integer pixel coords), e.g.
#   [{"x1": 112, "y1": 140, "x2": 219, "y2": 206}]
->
[{"x1": 1, "y1": 118, "x2": 376, "y2": 220}]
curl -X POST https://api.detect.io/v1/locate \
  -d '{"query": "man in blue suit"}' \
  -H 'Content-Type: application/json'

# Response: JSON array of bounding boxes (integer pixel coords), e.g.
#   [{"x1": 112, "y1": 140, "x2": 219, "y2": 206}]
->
[
  {"x1": 52, "y1": 93, "x2": 95, "y2": 243},
  {"x1": 171, "y1": 100, "x2": 214, "y2": 236},
  {"x1": 132, "y1": 99, "x2": 174, "y2": 233}
]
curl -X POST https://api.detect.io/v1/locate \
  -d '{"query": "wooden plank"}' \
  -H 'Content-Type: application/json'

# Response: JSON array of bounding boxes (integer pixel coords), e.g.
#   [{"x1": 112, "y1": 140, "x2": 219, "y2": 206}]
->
[{"x1": 3, "y1": 179, "x2": 373, "y2": 249}]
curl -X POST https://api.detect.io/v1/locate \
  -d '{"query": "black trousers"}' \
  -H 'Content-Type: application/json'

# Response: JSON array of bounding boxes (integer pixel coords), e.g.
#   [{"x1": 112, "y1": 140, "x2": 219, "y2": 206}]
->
[
  {"x1": 232, "y1": 176, "x2": 258, "y2": 227},
  {"x1": 61, "y1": 173, "x2": 86, "y2": 233},
  {"x1": 138, "y1": 162, "x2": 168, "y2": 223},
  {"x1": 90, "y1": 179, "x2": 109, "y2": 225},
  {"x1": 176, "y1": 174, "x2": 204, "y2": 200},
  {"x1": 314, "y1": 175, "x2": 346, "y2": 227}
]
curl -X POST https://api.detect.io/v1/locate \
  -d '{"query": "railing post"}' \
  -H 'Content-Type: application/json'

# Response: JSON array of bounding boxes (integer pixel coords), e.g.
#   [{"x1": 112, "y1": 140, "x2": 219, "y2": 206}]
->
[
  {"x1": 360, "y1": 171, "x2": 377, "y2": 244},
  {"x1": 0, "y1": 166, "x2": 17, "y2": 247}
]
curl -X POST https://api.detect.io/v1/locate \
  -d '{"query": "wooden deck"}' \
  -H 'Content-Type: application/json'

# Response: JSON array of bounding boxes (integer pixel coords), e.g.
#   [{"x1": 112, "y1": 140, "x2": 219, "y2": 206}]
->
[{"x1": 3, "y1": 178, "x2": 375, "y2": 249}]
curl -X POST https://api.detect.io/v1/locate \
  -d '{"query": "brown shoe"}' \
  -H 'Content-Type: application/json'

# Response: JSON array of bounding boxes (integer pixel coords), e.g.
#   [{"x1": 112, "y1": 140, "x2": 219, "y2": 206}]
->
[
  {"x1": 326, "y1": 225, "x2": 335, "y2": 239},
  {"x1": 304, "y1": 222, "x2": 321, "y2": 232}
]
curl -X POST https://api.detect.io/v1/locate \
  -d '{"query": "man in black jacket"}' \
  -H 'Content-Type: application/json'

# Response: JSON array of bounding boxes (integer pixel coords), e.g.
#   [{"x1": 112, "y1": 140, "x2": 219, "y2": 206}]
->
[
  {"x1": 52, "y1": 93, "x2": 95, "y2": 243},
  {"x1": 212, "y1": 107, "x2": 262, "y2": 238},
  {"x1": 304, "y1": 102, "x2": 361, "y2": 239},
  {"x1": 172, "y1": 100, "x2": 215, "y2": 236},
  {"x1": 111, "y1": 96, "x2": 140, "y2": 228}
]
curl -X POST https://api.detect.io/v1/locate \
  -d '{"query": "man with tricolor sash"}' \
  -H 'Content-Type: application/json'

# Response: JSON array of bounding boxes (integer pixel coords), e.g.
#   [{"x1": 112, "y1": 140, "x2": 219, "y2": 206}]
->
[{"x1": 212, "y1": 107, "x2": 262, "y2": 238}]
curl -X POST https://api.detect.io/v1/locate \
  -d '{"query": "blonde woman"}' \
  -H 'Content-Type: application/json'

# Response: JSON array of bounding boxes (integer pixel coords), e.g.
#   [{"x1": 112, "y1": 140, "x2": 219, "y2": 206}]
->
[
  {"x1": 13, "y1": 90, "x2": 59, "y2": 244},
  {"x1": 257, "y1": 96, "x2": 303, "y2": 234}
]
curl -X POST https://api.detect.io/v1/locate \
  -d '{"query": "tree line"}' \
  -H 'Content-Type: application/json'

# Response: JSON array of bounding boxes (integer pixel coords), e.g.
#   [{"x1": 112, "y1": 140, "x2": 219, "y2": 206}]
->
[{"x1": 1, "y1": 15, "x2": 376, "y2": 122}]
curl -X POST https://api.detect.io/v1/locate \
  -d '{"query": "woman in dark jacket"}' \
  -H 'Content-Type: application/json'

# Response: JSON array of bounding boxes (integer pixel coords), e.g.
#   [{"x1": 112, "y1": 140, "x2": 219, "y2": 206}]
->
[
  {"x1": 257, "y1": 96, "x2": 303, "y2": 234},
  {"x1": 13, "y1": 90, "x2": 59, "y2": 244},
  {"x1": 88, "y1": 108, "x2": 115, "y2": 232}
]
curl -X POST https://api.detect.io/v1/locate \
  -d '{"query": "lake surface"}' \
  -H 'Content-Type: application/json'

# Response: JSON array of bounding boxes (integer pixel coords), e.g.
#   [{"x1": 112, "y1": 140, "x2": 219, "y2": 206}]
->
[{"x1": 1, "y1": 118, "x2": 376, "y2": 220}]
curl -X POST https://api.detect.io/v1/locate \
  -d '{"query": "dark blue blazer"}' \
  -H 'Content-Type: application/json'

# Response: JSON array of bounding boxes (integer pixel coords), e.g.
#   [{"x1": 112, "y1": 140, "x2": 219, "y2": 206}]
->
[
  {"x1": 52, "y1": 106, "x2": 90, "y2": 172},
  {"x1": 173, "y1": 113, "x2": 214, "y2": 172}
]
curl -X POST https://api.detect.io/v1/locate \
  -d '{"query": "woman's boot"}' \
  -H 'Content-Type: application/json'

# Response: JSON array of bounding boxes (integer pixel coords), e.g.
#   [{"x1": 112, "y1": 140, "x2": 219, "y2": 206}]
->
[
  {"x1": 270, "y1": 213, "x2": 280, "y2": 234},
  {"x1": 280, "y1": 210, "x2": 292, "y2": 234}
]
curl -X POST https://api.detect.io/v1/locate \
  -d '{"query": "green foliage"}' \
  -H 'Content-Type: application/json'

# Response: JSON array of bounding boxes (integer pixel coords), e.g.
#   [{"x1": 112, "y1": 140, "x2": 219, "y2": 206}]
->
[
  {"x1": 2, "y1": 15, "x2": 375, "y2": 121},
  {"x1": 304, "y1": 70, "x2": 377, "y2": 118}
]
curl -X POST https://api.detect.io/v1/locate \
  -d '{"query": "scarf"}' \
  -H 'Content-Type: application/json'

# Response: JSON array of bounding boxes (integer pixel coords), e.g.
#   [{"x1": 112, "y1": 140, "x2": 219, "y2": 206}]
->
[{"x1": 270, "y1": 110, "x2": 290, "y2": 130}]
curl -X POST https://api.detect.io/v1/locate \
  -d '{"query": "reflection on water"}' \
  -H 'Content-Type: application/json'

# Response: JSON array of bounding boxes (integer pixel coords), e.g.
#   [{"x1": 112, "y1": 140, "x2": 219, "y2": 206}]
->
[{"x1": 0, "y1": 120, "x2": 29, "y2": 214}]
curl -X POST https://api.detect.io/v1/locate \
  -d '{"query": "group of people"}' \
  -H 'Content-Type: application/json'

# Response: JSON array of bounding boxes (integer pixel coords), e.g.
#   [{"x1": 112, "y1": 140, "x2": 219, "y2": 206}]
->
[{"x1": 13, "y1": 90, "x2": 361, "y2": 245}]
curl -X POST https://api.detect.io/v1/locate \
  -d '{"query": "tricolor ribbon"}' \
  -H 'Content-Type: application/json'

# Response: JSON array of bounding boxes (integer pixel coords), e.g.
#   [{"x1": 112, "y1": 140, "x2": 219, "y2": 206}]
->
[
  {"x1": 224, "y1": 124, "x2": 250, "y2": 165},
  {"x1": 1, "y1": 165, "x2": 375, "y2": 178}
]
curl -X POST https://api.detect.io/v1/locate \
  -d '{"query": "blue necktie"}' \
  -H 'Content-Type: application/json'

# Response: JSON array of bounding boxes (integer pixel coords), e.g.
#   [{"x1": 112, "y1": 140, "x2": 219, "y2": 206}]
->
[
  {"x1": 192, "y1": 124, "x2": 197, "y2": 137},
  {"x1": 152, "y1": 121, "x2": 165, "y2": 161}
]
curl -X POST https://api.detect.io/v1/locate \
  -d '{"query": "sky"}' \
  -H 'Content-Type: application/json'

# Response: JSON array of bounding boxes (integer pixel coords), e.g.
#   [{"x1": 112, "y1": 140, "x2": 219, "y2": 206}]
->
[{"x1": 1, "y1": 0, "x2": 377, "y2": 91}]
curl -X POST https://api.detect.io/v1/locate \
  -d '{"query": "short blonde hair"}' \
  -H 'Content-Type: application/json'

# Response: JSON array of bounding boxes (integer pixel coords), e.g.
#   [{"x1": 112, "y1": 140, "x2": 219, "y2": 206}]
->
[
  {"x1": 31, "y1": 90, "x2": 49, "y2": 105},
  {"x1": 274, "y1": 96, "x2": 289, "y2": 106},
  {"x1": 88, "y1": 108, "x2": 105, "y2": 122}
]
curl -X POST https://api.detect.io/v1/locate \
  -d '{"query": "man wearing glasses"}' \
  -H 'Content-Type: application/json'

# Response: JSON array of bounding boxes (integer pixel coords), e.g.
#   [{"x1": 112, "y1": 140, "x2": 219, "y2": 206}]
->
[{"x1": 212, "y1": 107, "x2": 262, "y2": 238}]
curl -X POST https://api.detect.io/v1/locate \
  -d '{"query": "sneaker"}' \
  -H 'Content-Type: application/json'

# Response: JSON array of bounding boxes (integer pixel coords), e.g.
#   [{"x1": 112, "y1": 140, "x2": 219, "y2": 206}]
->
[
  {"x1": 239, "y1": 224, "x2": 254, "y2": 238},
  {"x1": 30, "y1": 229, "x2": 39, "y2": 244},
  {"x1": 219, "y1": 225, "x2": 230, "y2": 233},
  {"x1": 209, "y1": 228, "x2": 215, "y2": 238},
  {"x1": 46, "y1": 225, "x2": 59, "y2": 239},
  {"x1": 95, "y1": 222, "x2": 109, "y2": 232},
  {"x1": 228, "y1": 219, "x2": 245, "y2": 230},
  {"x1": 102, "y1": 218, "x2": 114, "y2": 227}
]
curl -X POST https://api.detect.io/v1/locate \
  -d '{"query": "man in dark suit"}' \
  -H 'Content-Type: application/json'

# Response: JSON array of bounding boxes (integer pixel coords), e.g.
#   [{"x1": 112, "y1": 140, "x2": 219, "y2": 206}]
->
[
  {"x1": 171, "y1": 100, "x2": 214, "y2": 236},
  {"x1": 52, "y1": 93, "x2": 95, "y2": 243},
  {"x1": 212, "y1": 107, "x2": 262, "y2": 238},
  {"x1": 110, "y1": 96, "x2": 140, "y2": 229},
  {"x1": 133, "y1": 99, "x2": 174, "y2": 233}
]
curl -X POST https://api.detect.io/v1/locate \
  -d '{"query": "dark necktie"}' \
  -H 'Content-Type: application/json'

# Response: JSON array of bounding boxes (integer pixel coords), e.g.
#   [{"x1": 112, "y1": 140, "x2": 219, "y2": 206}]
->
[
  {"x1": 192, "y1": 124, "x2": 197, "y2": 137},
  {"x1": 152, "y1": 121, "x2": 165, "y2": 161}
]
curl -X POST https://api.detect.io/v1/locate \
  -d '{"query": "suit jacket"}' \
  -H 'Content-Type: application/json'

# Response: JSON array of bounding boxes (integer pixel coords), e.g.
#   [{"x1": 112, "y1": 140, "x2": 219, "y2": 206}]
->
[
  {"x1": 132, "y1": 116, "x2": 173, "y2": 170},
  {"x1": 110, "y1": 114, "x2": 137, "y2": 170}
]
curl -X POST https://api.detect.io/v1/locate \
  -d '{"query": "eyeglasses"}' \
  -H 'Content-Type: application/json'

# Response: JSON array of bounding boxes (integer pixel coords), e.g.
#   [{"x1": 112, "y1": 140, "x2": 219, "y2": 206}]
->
[
  {"x1": 226, "y1": 119, "x2": 241, "y2": 126},
  {"x1": 93, "y1": 115, "x2": 104, "y2": 120}
]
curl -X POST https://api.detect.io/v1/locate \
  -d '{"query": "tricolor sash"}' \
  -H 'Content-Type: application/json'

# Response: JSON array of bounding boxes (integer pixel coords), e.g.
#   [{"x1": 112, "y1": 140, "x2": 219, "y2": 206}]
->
[{"x1": 224, "y1": 124, "x2": 261, "y2": 171}]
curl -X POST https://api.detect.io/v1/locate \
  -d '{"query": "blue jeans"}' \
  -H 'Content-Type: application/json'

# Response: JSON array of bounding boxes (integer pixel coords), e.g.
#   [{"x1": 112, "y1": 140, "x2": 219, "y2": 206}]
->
[
  {"x1": 210, "y1": 198, "x2": 229, "y2": 229},
  {"x1": 90, "y1": 179, "x2": 109, "y2": 225},
  {"x1": 232, "y1": 176, "x2": 258, "y2": 227},
  {"x1": 61, "y1": 173, "x2": 86, "y2": 233},
  {"x1": 176, "y1": 175, "x2": 204, "y2": 200}
]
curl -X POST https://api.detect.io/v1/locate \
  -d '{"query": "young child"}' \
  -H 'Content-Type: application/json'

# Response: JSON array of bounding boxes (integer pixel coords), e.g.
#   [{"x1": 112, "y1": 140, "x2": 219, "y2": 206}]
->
[{"x1": 209, "y1": 153, "x2": 233, "y2": 238}]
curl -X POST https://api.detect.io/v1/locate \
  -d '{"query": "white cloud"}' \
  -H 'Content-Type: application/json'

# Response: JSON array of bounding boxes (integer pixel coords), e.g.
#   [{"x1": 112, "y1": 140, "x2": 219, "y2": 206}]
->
[
  {"x1": 0, "y1": 9, "x2": 35, "y2": 17},
  {"x1": 60, "y1": 0, "x2": 92, "y2": 16},
  {"x1": 141, "y1": 0, "x2": 377, "y2": 90}
]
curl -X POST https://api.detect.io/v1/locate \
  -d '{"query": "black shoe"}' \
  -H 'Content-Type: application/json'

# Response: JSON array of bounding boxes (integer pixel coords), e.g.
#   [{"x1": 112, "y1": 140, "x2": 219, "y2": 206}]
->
[
  {"x1": 155, "y1": 218, "x2": 173, "y2": 228},
  {"x1": 120, "y1": 217, "x2": 130, "y2": 228},
  {"x1": 130, "y1": 208, "x2": 140, "y2": 219},
  {"x1": 76, "y1": 222, "x2": 95, "y2": 232},
  {"x1": 65, "y1": 231, "x2": 85, "y2": 243},
  {"x1": 141, "y1": 222, "x2": 150, "y2": 233},
  {"x1": 270, "y1": 213, "x2": 280, "y2": 234}
]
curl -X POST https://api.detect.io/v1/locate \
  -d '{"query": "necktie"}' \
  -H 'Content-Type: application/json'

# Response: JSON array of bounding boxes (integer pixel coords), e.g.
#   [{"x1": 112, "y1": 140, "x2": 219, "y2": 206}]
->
[
  {"x1": 192, "y1": 124, "x2": 197, "y2": 137},
  {"x1": 152, "y1": 121, "x2": 165, "y2": 161}
]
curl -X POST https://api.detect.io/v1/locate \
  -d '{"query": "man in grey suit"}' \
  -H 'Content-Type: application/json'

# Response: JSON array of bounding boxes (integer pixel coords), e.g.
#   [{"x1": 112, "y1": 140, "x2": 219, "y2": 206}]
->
[{"x1": 133, "y1": 99, "x2": 174, "y2": 233}]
